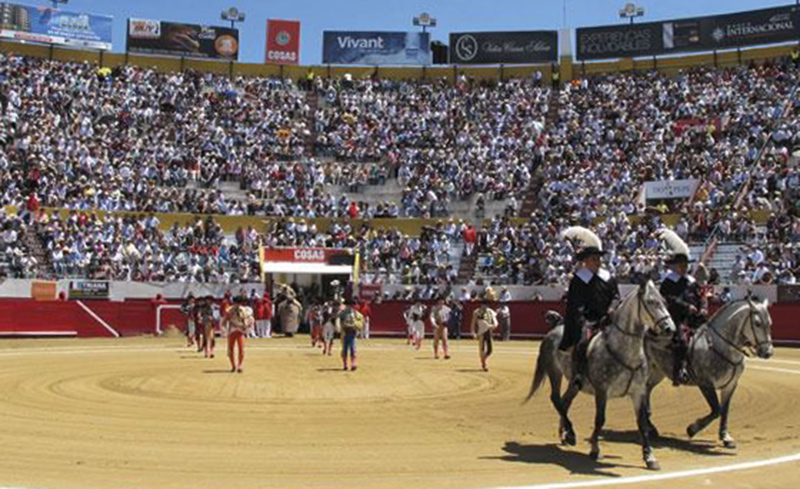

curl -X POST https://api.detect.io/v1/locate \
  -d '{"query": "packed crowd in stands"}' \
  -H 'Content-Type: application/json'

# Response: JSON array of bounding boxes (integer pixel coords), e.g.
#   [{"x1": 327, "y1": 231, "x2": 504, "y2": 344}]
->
[
  {"x1": 313, "y1": 77, "x2": 547, "y2": 217},
  {"x1": 33, "y1": 212, "x2": 260, "y2": 283},
  {"x1": 0, "y1": 52, "x2": 798, "y2": 286},
  {"x1": 0, "y1": 208, "x2": 37, "y2": 278}
]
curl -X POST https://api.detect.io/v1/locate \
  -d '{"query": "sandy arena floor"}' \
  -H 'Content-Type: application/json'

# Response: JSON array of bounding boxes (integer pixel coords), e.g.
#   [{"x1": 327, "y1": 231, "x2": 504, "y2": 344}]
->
[{"x1": 0, "y1": 336, "x2": 797, "y2": 489}]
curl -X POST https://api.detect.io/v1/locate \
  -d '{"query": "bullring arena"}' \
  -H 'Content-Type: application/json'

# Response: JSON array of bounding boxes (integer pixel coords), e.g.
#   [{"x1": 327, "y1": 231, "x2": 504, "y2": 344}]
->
[
  {"x1": 0, "y1": 335, "x2": 797, "y2": 489},
  {"x1": 2, "y1": 1, "x2": 800, "y2": 488}
]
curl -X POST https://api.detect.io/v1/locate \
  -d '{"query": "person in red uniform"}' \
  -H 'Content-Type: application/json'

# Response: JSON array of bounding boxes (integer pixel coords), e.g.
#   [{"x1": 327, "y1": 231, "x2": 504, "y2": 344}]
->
[
  {"x1": 221, "y1": 291, "x2": 233, "y2": 318},
  {"x1": 254, "y1": 291, "x2": 273, "y2": 338},
  {"x1": 223, "y1": 297, "x2": 254, "y2": 373}
]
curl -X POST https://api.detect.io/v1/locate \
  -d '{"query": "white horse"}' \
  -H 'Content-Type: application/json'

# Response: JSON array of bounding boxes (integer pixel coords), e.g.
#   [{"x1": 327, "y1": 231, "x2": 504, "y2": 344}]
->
[
  {"x1": 644, "y1": 297, "x2": 774, "y2": 449},
  {"x1": 526, "y1": 280, "x2": 676, "y2": 470}
]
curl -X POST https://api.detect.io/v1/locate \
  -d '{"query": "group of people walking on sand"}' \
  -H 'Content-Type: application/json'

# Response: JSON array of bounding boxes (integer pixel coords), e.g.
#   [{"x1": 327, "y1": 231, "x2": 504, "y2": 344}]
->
[
  {"x1": 404, "y1": 287, "x2": 510, "y2": 371},
  {"x1": 181, "y1": 293, "x2": 255, "y2": 372},
  {"x1": 180, "y1": 284, "x2": 365, "y2": 372},
  {"x1": 179, "y1": 281, "x2": 518, "y2": 373}
]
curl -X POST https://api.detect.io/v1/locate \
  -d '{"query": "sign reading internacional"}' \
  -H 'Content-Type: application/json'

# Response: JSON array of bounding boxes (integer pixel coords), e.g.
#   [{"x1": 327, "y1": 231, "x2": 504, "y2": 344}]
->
[
  {"x1": 577, "y1": 5, "x2": 800, "y2": 60},
  {"x1": 449, "y1": 31, "x2": 558, "y2": 64},
  {"x1": 0, "y1": 3, "x2": 112, "y2": 50},
  {"x1": 127, "y1": 18, "x2": 239, "y2": 60},
  {"x1": 265, "y1": 19, "x2": 300, "y2": 65},
  {"x1": 322, "y1": 31, "x2": 431, "y2": 65}
]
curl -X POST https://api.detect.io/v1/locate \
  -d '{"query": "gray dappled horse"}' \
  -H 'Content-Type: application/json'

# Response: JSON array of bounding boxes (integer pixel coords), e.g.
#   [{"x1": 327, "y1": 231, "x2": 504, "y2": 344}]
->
[
  {"x1": 644, "y1": 297, "x2": 774, "y2": 449},
  {"x1": 525, "y1": 280, "x2": 675, "y2": 470}
]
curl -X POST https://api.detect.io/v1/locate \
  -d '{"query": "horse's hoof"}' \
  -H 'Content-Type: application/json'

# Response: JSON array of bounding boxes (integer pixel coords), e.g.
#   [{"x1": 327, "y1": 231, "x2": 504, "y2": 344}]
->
[
  {"x1": 565, "y1": 430, "x2": 577, "y2": 446},
  {"x1": 645, "y1": 459, "x2": 661, "y2": 471},
  {"x1": 723, "y1": 439, "x2": 737, "y2": 449},
  {"x1": 648, "y1": 425, "x2": 661, "y2": 439},
  {"x1": 687, "y1": 424, "x2": 699, "y2": 439},
  {"x1": 589, "y1": 450, "x2": 601, "y2": 461}
]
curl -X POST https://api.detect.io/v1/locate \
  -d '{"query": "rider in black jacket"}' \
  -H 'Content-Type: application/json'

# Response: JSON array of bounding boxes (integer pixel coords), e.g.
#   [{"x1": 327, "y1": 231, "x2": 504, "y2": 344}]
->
[
  {"x1": 659, "y1": 230, "x2": 707, "y2": 385},
  {"x1": 559, "y1": 227, "x2": 620, "y2": 389}
]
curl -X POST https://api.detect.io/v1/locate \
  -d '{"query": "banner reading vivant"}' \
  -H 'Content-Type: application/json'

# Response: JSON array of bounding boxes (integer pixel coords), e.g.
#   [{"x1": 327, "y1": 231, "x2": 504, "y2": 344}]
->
[{"x1": 322, "y1": 31, "x2": 431, "y2": 65}]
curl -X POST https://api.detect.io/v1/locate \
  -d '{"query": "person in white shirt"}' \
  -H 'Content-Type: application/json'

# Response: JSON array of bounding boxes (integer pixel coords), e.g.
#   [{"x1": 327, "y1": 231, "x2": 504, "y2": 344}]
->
[
  {"x1": 470, "y1": 289, "x2": 499, "y2": 372},
  {"x1": 430, "y1": 297, "x2": 452, "y2": 360},
  {"x1": 404, "y1": 302, "x2": 427, "y2": 350}
]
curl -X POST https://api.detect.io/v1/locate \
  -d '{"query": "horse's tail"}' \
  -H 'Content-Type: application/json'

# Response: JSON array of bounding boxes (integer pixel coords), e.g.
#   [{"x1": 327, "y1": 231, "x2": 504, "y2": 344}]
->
[{"x1": 524, "y1": 335, "x2": 554, "y2": 404}]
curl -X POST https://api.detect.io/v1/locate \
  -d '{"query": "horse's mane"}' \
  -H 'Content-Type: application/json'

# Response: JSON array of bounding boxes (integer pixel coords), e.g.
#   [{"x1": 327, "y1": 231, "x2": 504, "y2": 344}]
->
[{"x1": 706, "y1": 298, "x2": 760, "y2": 328}]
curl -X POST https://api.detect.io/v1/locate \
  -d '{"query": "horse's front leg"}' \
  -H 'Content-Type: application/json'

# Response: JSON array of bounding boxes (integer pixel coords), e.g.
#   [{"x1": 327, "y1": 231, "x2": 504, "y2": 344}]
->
[
  {"x1": 719, "y1": 381, "x2": 739, "y2": 449},
  {"x1": 635, "y1": 393, "x2": 660, "y2": 470},
  {"x1": 589, "y1": 393, "x2": 607, "y2": 460},
  {"x1": 687, "y1": 384, "x2": 720, "y2": 438},
  {"x1": 644, "y1": 381, "x2": 660, "y2": 439},
  {"x1": 548, "y1": 373, "x2": 573, "y2": 446},
  {"x1": 558, "y1": 380, "x2": 580, "y2": 446}
]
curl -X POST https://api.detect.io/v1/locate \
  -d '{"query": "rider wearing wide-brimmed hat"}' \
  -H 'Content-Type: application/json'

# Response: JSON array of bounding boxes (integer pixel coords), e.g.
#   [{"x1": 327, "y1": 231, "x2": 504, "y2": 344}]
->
[
  {"x1": 658, "y1": 228, "x2": 707, "y2": 385},
  {"x1": 559, "y1": 227, "x2": 621, "y2": 389}
]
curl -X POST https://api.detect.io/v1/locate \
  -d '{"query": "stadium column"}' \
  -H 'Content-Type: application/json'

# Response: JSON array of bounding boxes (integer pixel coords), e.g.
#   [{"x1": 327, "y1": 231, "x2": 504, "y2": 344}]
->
[{"x1": 559, "y1": 56, "x2": 572, "y2": 86}]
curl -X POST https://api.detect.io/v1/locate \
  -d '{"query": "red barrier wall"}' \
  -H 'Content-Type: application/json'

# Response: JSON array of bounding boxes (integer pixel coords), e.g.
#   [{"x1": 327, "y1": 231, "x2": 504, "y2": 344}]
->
[
  {"x1": 367, "y1": 301, "x2": 565, "y2": 338},
  {"x1": 0, "y1": 299, "x2": 796, "y2": 343}
]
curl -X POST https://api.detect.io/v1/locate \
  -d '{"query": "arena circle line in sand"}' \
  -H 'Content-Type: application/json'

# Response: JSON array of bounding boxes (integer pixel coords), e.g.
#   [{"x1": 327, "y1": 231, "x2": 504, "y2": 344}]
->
[{"x1": 0, "y1": 341, "x2": 797, "y2": 489}]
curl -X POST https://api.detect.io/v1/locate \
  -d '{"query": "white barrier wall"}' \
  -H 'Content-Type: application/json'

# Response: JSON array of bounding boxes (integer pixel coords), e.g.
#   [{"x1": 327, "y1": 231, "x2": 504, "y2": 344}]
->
[{"x1": 0, "y1": 279, "x2": 778, "y2": 303}]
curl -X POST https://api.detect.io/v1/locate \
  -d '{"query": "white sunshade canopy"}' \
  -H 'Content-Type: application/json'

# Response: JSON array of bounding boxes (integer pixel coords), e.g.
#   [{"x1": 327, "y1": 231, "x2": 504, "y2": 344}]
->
[{"x1": 261, "y1": 262, "x2": 353, "y2": 275}]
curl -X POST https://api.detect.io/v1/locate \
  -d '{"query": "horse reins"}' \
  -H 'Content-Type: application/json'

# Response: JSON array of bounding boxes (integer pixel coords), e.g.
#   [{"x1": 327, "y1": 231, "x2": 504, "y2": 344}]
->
[
  {"x1": 597, "y1": 293, "x2": 664, "y2": 397},
  {"x1": 691, "y1": 301, "x2": 764, "y2": 391}
]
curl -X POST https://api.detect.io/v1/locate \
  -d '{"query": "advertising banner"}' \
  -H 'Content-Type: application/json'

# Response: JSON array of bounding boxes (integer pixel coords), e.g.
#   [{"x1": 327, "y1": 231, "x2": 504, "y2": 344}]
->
[
  {"x1": 0, "y1": 3, "x2": 112, "y2": 50},
  {"x1": 31, "y1": 280, "x2": 57, "y2": 301},
  {"x1": 577, "y1": 5, "x2": 800, "y2": 60},
  {"x1": 69, "y1": 280, "x2": 110, "y2": 300},
  {"x1": 261, "y1": 248, "x2": 352, "y2": 264},
  {"x1": 322, "y1": 31, "x2": 431, "y2": 65},
  {"x1": 576, "y1": 22, "x2": 662, "y2": 60},
  {"x1": 265, "y1": 19, "x2": 300, "y2": 65},
  {"x1": 644, "y1": 179, "x2": 700, "y2": 200},
  {"x1": 449, "y1": 31, "x2": 558, "y2": 64},
  {"x1": 666, "y1": 5, "x2": 800, "y2": 53},
  {"x1": 127, "y1": 18, "x2": 239, "y2": 60}
]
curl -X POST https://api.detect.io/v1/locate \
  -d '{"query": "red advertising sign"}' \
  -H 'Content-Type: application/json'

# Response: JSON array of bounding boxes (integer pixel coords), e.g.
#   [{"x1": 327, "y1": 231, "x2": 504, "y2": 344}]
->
[
  {"x1": 261, "y1": 248, "x2": 348, "y2": 263},
  {"x1": 265, "y1": 19, "x2": 300, "y2": 65}
]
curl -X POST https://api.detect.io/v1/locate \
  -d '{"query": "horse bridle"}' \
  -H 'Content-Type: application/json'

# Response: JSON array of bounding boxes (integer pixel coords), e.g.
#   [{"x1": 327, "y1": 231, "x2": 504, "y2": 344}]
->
[
  {"x1": 707, "y1": 300, "x2": 769, "y2": 359},
  {"x1": 599, "y1": 289, "x2": 669, "y2": 397},
  {"x1": 606, "y1": 291, "x2": 670, "y2": 339}
]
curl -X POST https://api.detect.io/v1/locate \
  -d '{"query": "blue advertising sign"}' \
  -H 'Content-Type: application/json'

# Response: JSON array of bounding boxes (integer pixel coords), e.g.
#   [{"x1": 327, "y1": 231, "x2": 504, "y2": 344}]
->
[
  {"x1": 322, "y1": 31, "x2": 431, "y2": 65},
  {"x1": 0, "y1": 3, "x2": 112, "y2": 50}
]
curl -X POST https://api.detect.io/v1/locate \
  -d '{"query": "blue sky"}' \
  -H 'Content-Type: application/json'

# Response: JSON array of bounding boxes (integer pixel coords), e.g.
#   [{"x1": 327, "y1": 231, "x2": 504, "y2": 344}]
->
[{"x1": 40, "y1": 0, "x2": 795, "y2": 63}]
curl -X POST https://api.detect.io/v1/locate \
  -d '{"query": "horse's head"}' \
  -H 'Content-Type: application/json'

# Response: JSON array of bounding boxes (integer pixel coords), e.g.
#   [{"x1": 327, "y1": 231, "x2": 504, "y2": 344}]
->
[
  {"x1": 743, "y1": 296, "x2": 774, "y2": 359},
  {"x1": 637, "y1": 280, "x2": 676, "y2": 336},
  {"x1": 544, "y1": 310, "x2": 563, "y2": 329}
]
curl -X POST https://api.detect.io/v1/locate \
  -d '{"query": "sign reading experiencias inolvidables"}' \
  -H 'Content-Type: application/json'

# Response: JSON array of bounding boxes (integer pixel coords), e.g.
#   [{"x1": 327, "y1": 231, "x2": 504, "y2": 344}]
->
[{"x1": 577, "y1": 4, "x2": 800, "y2": 60}]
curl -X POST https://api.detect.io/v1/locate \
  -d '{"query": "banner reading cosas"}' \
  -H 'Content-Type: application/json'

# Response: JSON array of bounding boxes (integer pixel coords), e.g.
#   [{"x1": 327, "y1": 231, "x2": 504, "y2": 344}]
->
[{"x1": 322, "y1": 31, "x2": 431, "y2": 65}]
